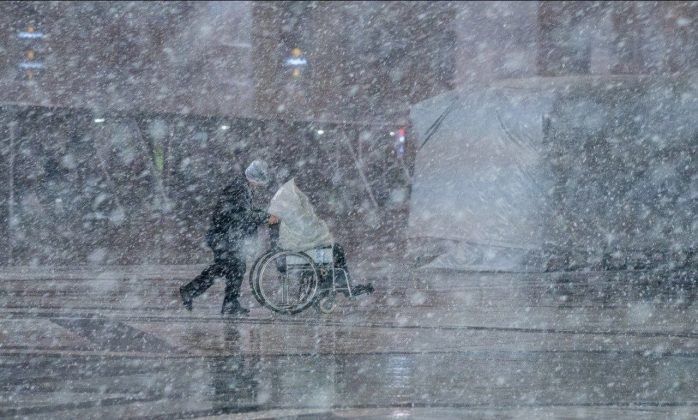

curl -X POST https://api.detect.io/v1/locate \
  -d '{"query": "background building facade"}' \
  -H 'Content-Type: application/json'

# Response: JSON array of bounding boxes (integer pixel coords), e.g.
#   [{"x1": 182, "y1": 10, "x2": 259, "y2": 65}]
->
[
  {"x1": 0, "y1": 1, "x2": 696, "y2": 266},
  {"x1": 1, "y1": 1, "x2": 696, "y2": 121}
]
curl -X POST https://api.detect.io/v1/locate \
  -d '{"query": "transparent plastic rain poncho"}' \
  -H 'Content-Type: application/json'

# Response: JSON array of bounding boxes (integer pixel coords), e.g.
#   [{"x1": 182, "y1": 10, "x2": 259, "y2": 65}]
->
[{"x1": 267, "y1": 178, "x2": 333, "y2": 251}]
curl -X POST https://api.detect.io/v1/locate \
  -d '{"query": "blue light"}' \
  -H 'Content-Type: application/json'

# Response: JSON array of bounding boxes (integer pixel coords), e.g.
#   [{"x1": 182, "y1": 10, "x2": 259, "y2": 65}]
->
[
  {"x1": 19, "y1": 62, "x2": 44, "y2": 69},
  {"x1": 285, "y1": 57, "x2": 308, "y2": 67},
  {"x1": 18, "y1": 32, "x2": 45, "y2": 40}
]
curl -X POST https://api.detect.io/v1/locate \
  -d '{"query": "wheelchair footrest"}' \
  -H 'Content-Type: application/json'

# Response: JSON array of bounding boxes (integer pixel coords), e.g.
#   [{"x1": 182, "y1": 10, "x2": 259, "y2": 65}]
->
[{"x1": 350, "y1": 283, "x2": 374, "y2": 297}]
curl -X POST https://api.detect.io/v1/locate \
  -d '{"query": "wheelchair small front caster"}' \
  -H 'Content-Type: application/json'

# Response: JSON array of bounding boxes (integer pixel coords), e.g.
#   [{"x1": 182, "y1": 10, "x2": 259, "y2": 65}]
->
[{"x1": 316, "y1": 295, "x2": 337, "y2": 314}]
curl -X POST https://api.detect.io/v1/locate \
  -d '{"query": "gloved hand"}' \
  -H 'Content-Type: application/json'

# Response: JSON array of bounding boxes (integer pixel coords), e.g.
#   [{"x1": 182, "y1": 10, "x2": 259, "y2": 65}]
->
[{"x1": 249, "y1": 209, "x2": 269, "y2": 227}]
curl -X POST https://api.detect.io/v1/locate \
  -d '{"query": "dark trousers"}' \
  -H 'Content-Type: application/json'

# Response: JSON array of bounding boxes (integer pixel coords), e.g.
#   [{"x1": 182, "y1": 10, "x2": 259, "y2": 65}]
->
[{"x1": 181, "y1": 247, "x2": 246, "y2": 311}]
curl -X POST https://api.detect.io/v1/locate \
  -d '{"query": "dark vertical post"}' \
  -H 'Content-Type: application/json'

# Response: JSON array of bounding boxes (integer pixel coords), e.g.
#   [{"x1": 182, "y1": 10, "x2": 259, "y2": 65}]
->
[
  {"x1": 611, "y1": 2, "x2": 642, "y2": 74},
  {"x1": 537, "y1": 1, "x2": 593, "y2": 76},
  {"x1": 0, "y1": 109, "x2": 16, "y2": 265}
]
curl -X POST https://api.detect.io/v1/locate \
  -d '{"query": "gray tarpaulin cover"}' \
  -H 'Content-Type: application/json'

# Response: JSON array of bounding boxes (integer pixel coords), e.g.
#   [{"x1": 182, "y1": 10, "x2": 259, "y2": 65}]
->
[
  {"x1": 268, "y1": 178, "x2": 333, "y2": 251},
  {"x1": 408, "y1": 77, "x2": 698, "y2": 272}
]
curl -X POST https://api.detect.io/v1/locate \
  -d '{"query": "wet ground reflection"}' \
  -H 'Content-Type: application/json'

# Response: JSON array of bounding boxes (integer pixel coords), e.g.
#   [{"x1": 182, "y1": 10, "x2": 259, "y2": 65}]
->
[
  {"x1": 3, "y1": 339, "x2": 696, "y2": 418},
  {"x1": 1, "y1": 268, "x2": 697, "y2": 417}
]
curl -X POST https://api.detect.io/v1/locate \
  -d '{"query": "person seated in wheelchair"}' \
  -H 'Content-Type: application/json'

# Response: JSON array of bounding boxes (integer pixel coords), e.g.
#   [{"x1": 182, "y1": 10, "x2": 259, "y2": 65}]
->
[{"x1": 266, "y1": 177, "x2": 373, "y2": 296}]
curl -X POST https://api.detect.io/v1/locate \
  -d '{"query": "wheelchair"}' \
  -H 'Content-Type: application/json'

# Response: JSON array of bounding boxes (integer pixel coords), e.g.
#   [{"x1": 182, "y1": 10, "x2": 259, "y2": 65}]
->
[{"x1": 248, "y1": 244, "x2": 363, "y2": 314}]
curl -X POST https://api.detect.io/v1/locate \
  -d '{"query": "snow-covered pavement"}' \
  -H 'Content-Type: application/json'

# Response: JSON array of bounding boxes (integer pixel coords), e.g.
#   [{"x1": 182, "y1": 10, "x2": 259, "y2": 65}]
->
[{"x1": 1, "y1": 264, "x2": 697, "y2": 418}]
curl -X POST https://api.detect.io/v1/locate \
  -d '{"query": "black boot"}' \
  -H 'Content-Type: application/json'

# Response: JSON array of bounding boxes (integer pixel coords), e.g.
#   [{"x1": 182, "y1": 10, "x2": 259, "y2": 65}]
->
[
  {"x1": 221, "y1": 297, "x2": 249, "y2": 316},
  {"x1": 180, "y1": 286, "x2": 193, "y2": 311}
]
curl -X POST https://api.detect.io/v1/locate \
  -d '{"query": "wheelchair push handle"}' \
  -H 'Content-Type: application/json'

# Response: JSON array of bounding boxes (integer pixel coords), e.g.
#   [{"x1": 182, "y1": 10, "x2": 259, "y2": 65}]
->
[{"x1": 268, "y1": 223, "x2": 281, "y2": 252}]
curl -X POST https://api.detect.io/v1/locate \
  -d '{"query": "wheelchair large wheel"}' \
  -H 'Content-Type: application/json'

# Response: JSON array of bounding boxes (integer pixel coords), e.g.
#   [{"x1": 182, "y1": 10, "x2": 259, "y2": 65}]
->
[
  {"x1": 248, "y1": 251, "x2": 276, "y2": 305},
  {"x1": 252, "y1": 251, "x2": 319, "y2": 314}
]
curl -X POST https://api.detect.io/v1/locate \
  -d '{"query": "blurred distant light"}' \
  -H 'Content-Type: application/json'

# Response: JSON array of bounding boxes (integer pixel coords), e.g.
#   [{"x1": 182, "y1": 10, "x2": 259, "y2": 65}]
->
[
  {"x1": 389, "y1": 131, "x2": 395, "y2": 136},
  {"x1": 18, "y1": 28, "x2": 45, "y2": 40},
  {"x1": 19, "y1": 61, "x2": 43, "y2": 70},
  {"x1": 93, "y1": 118, "x2": 105, "y2": 123},
  {"x1": 317, "y1": 129, "x2": 325, "y2": 135},
  {"x1": 285, "y1": 47, "x2": 308, "y2": 78},
  {"x1": 18, "y1": 32, "x2": 45, "y2": 39},
  {"x1": 286, "y1": 57, "x2": 308, "y2": 67},
  {"x1": 396, "y1": 127, "x2": 406, "y2": 157},
  {"x1": 220, "y1": 125, "x2": 230, "y2": 131}
]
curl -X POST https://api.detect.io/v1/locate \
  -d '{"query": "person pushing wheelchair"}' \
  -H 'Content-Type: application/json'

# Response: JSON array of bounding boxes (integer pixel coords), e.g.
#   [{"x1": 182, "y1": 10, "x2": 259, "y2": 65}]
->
[
  {"x1": 180, "y1": 159, "x2": 372, "y2": 316},
  {"x1": 180, "y1": 159, "x2": 276, "y2": 315}
]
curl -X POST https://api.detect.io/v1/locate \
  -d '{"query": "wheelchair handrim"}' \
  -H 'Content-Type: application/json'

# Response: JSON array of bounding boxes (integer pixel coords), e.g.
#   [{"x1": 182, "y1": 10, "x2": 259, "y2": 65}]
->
[
  {"x1": 249, "y1": 251, "x2": 276, "y2": 305},
  {"x1": 255, "y1": 251, "x2": 319, "y2": 314}
]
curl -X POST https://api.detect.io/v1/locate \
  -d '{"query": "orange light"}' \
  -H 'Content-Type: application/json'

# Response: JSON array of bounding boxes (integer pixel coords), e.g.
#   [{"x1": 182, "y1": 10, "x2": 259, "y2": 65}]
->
[
  {"x1": 26, "y1": 50, "x2": 34, "y2": 60},
  {"x1": 292, "y1": 68, "x2": 301, "y2": 77},
  {"x1": 291, "y1": 48, "x2": 302, "y2": 58},
  {"x1": 27, "y1": 26, "x2": 35, "y2": 33}
]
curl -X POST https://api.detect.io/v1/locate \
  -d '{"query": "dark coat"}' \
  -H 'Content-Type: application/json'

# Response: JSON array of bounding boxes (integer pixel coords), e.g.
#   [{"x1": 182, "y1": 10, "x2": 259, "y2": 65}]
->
[{"x1": 205, "y1": 174, "x2": 268, "y2": 252}]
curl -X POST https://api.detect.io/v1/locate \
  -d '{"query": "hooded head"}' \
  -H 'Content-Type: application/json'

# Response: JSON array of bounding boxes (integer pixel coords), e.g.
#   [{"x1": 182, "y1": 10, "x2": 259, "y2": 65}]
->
[{"x1": 244, "y1": 159, "x2": 273, "y2": 187}]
